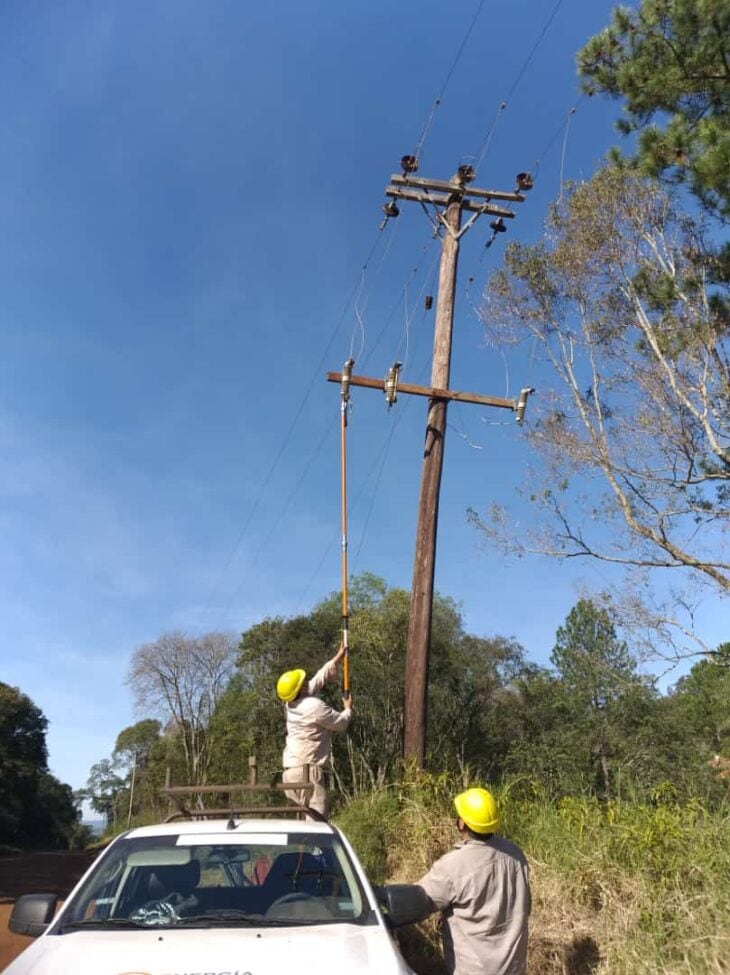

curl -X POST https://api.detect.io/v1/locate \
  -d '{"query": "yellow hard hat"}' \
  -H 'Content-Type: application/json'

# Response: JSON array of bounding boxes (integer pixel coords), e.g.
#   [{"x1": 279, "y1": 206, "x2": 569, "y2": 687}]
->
[
  {"x1": 454, "y1": 787, "x2": 500, "y2": 834},
  {"x1": 276, "y1": 669, "x2": 306, "y2": 703}
]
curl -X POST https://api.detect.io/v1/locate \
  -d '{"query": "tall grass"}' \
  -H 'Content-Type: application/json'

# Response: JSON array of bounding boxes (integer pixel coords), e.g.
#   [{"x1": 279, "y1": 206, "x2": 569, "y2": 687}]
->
[{"x1": 334, "y1": 772, "x2": 730, "y2": 975}]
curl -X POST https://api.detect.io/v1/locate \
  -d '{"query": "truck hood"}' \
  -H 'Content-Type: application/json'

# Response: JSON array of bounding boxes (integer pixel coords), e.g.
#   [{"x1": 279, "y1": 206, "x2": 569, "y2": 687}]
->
[{"x1": 2, "y1": 923, "x2": 416, "y2": 975}]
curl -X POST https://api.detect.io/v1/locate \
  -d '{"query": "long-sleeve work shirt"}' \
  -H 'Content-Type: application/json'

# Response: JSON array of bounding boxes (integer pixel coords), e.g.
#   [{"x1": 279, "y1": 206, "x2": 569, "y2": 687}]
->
[
  {"x1": 418, "y1": 835, "x2": 531, "y2": 975},
  {"x1": 282, "y1": 656, "x2": 352, "y2": 768}
]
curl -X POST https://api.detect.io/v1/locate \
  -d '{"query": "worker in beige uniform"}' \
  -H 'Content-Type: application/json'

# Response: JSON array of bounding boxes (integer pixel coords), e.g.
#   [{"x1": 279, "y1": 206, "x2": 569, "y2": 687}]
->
[
  {"x1": 417, "y1": 788, "x2": 531, "y2": 975},
  {"x1": 276, "y1": 643, "x2": 352, "y2": 818}
]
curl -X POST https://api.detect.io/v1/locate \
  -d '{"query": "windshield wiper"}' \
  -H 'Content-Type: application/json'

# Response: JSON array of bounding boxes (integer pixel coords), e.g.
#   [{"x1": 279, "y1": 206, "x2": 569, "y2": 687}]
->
[
  {"x1": 175, "y1": 914, "x2": 328, "y2": 928},
  {"x1": 175, "y1": 913, "x2": 266, "y2": 927},
  {"x1": 61, "y1": 918, "x2": 149, "y2": 932}
]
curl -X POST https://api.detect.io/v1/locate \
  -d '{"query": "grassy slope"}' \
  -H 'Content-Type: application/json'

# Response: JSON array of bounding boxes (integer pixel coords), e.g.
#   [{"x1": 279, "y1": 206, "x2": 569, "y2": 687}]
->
[{"x1": 335, "y1": 775, "x2": 730, "y2": 975}]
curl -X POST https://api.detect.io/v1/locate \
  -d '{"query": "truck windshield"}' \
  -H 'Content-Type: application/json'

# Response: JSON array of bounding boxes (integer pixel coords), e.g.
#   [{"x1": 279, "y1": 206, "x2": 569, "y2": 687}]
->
[{"x1": 60, "y1": 832, "x2": 373, "y2": 928}]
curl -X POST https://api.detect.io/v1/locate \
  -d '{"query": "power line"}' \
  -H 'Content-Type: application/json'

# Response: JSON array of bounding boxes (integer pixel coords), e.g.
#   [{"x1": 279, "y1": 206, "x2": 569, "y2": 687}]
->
[
  {"x1": 411, "y1": 0, "x2": 489, "y2": 164},
  {"x1": 223, "y1": 415, "x2": 336, "y2": 617},
  {"x1": 502, "y1": 0, "x2": 565, "y2": 108},
  {"x1": 348, "y1": 216, "x2": 401, "y2": 363},
  {"x1": 295, "y1": 352, "x2": 432, "y2": 611},
  {"x1": 201, "y1": 225, "x2": 389, "y2": 619},
  {"x1": 217, "y1": 233, "x2": 437, "y2": 620},
  {"x1": 352, "y1": 421, "x2": 399, "y2": 565},
  {"x1": 393, "y1": 247, "x2": 440, "y2": 372},
  {"x1": 557, "y1": 107, "x2": 577, "y2": 203},
  {"x1": 534, "y1": 95, "x2": 585, "y2": 180},
  {"x1": 212, "y1": 0, "x2": 580, "y2": 626},
  {"x1": 351, "y1": 353, "x2": 433, "y2": 569},
  {"x1": 472, "y1": 0, "x2": 566, "y2": 173},
  {"x1": 362, "y1": 235, "x2": 439, "y2": 372},
  {"x1": 292, "y1": 408, "x2": 402, "y2": 613},
  {"x1": 216, "y1": 223, "x2": 437, "y2": 622}
]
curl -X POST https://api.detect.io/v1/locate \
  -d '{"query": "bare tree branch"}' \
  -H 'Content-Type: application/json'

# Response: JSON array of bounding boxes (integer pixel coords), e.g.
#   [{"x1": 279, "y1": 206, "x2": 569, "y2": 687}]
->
[{"x1": 475, "y1": 167, "x2": 729, "y2": 658}]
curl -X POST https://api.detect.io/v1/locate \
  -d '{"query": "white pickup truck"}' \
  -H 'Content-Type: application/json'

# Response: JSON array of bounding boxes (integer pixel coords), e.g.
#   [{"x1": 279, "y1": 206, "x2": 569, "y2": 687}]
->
[{"x1": 3, "y1": 813, "x2": 428, "y2": 975}]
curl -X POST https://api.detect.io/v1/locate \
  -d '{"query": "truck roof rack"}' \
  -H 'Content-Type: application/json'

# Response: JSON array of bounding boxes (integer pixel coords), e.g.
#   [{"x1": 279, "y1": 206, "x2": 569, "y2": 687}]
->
[{"x1": 161, "y1": 762, "x2": 325, "y2": 823}]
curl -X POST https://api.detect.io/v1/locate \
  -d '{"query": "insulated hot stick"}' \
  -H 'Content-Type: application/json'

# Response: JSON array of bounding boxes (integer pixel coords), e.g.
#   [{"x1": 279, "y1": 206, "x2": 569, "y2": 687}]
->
[{"x1": 339, "y1": 359, "x2": 354, "y2": 696}]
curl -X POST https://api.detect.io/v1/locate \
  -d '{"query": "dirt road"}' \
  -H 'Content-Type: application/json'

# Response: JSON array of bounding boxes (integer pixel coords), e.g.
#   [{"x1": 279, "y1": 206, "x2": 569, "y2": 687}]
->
[{"x1": 0, "y1": 851, "x2": 95, "y2": 970}]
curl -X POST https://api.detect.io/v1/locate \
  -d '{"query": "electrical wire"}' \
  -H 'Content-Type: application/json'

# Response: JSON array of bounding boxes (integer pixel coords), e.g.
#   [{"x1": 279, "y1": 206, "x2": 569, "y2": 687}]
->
[
  {"x1": 350, "y1": 269, "x2": 367, "y2": 363},
  {"x1": 348, "y1": 216, "x2": 401, "y2": 363},
  {"x1": 473, "y1": 102, "x2": 506, "y2": 173},
  {"x1": 352, "y1": 421, "x2": 399, "y2": 565},
  {"x1": 216, "y1": 1, "x2": 591, "y2": 624},
  {"x1": 472, "y1": 0, "x2": 565, "y2": 174},
  {"x1": 448, "y1": 420, "x2": 485, "y2": 450},
  {"x1": 557, "y1": 107, "x2": 576, "y2": 204},
  {"x1": 201, "y1": 225, "x2": 389, "y2": 619},
  {"x1": 533, "y1": 96, "x2": 585, "y2": 181},
  {"x1": 223, "y1": 416, "x2": 337, "y2": 617},
  {"x1": 363, "y1": 235, "x2": 439, "y2": 373},
  {"x1": 411, "y1": 0, "x2": 489, "y2": 164},
  {"x1": 502, "y1": 0, "x2": 565, "y2": 109},
  {"x1": 221, "y1": 231, "x2": 437, "y2": 619},
  {"x1": 392, "y1": 247, "x2": 441, "y2": 373},
  {"x1": 292, "y1": 411, "x2": 401, "y2": 614},
  {"x1": 295, "y1": 349, "x2": 432, "y2": 611},
  {"x1": 350, "y1": 353, "x2": 431, "y2": 570}
]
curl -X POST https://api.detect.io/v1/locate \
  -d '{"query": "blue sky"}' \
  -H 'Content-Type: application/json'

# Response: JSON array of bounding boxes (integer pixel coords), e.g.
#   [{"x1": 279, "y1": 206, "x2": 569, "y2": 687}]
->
[{"x1": 2, "y1": 0, "x2": 722, "y2": 796}]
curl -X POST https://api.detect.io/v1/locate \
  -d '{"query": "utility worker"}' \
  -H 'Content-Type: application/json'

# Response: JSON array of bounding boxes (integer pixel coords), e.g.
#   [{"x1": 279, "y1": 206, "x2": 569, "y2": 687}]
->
[
  {"x1": 416, "y1": 787, "x2": 531, "y2": 975},
  {"x1": 276, "y1": 642, "x2": 352, "y2": 818}
]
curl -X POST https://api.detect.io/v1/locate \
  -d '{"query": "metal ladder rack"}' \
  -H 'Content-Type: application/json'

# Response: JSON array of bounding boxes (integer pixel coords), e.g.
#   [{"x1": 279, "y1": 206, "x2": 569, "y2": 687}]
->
[{"x1": 161, "y1": 757, "x2": 323, "y2": 822}]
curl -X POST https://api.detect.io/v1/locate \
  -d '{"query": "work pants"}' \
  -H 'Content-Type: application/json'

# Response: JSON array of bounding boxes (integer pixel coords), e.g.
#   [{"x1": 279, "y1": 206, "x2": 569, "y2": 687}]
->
[{"x1": 282, "y1": 765, "x2": 328, "y2": 818}]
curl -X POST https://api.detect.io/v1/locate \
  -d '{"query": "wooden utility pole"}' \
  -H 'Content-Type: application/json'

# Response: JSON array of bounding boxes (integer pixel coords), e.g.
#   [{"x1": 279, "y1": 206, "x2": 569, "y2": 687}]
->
[
  {"x1": 327, "y1": 161, "x2": 534, "y2": 767},
  {"x1": 404, "y1": 198, "x2": 461, "y2": 763}
]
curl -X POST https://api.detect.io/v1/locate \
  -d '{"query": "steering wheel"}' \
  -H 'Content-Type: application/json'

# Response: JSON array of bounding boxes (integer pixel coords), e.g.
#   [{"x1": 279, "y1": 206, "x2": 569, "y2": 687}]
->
[
  {"x1": 269, "y1": 892, "x2": 315, "y2": 907},
  {"x1": 265, "y1": 891, "x2": 335, "y2": 920}
]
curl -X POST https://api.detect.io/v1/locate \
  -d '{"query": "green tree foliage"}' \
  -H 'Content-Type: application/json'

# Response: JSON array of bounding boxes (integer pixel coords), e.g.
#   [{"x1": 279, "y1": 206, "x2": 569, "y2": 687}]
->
[
  {"x1": 83, "y1": 759, "x2": 126, "y2": 829},
  {"x1": 474, "y1": 165, "x2": 729, "y2": 660},
  {"x1": 578, "y1": 0, "x2": 730, "y2": 219},
  {"x1": 111, "y1": 720, "x2": 163, "y2": 823},
  {"x1": 98, "y1": 588, "x2": 730, "y2": 825},
  {"x1": 551, "y1": 599, "x2": 637, "y2": 706},
  {"x1": 502, "y1": 608, "x2": 727, "y2": 804},
  {"x1": 209, "y1": 574, "x2": 526, "y2": 799},
  {"x1": 550, "y1": 599, "x2": 651, "y2": 798},
  {"x1": 114, "y1": 719, "x2": 162, "y2": 769},
  {"x1": 0, "y1": 682, "x2": 80, "y2": 849},
  {"x1": 668, "y1": 642, "x2": 730, "y2": 754},
  {"x1": 209, "y1": 596, "x2": 343, "y2": 784}
]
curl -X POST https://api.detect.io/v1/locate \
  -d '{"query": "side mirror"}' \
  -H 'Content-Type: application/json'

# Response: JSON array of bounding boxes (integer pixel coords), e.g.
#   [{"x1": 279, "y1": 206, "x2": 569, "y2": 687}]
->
[
  {"x1": 374, "y1": 884, "x2": 432, "y2": 928},
  {"x1": 9, "y1": 894, "x2": 59, "y2": 937}
]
